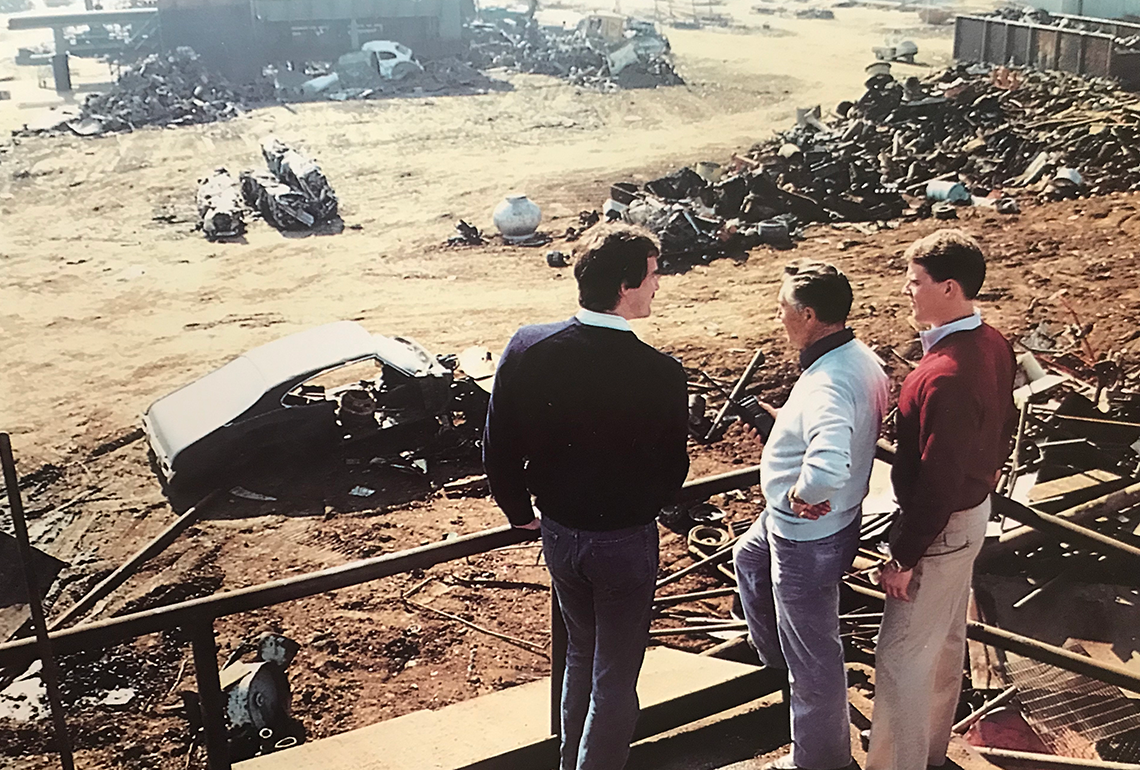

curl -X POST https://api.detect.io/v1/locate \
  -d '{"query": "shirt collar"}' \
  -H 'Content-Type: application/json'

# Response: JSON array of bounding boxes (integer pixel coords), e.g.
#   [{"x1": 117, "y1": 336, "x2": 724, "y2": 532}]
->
[
  {"x1": 575, "y1": 308, "x2": 633, "y2": 333},
  {"x1": 920, "y1": 311, "x2": 982, "y2": 354},
  {"x1": 799, "y1": 328, "x2": 855, "y2": 370}
]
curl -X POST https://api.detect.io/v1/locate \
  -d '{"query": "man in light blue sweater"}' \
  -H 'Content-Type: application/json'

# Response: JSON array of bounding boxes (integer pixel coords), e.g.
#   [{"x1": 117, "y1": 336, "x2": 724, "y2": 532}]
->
[{"x1": 733, "y1": 261, "x2": 889, "y2": 770}]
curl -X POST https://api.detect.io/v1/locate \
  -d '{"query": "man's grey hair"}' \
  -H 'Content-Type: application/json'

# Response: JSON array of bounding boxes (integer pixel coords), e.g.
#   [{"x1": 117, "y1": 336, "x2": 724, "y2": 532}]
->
[{"x1": 781, "y1": 260, "x2": 853, "y2": 324}]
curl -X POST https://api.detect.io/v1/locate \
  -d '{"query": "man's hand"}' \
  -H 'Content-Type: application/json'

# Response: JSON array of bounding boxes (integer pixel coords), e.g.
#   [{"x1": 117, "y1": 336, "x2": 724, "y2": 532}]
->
[
  {"x1": 515, "y1": 519, "x2": 541, "y2": 531},
  {"x1": 742, "y1": 424, "x2": 765, "y2": 449},
  {"x1": 788, "y1": 490, "x2": 831, "y2": 520},
  {"x1": 740, "y1": 402, "x2": 778, "y2": 449},
  {"x1": 881, "y1": 562, "x2": 914, "y2": 601}
]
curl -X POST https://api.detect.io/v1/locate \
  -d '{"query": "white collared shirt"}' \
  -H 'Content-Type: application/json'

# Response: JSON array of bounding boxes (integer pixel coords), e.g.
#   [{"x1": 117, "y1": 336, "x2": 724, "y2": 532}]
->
[
  {"x1": 920, "y1": 311, "x2": 982, "y2": 354},
  {"x1": 575, "y1": 308, "x2": 633, "y2": 333}
]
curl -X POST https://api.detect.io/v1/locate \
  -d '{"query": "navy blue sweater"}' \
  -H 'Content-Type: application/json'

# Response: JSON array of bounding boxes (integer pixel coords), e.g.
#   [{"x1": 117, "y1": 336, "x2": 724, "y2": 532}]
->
[{"x1": 483, "y1": 318, "x2": 690, "y2": 531}]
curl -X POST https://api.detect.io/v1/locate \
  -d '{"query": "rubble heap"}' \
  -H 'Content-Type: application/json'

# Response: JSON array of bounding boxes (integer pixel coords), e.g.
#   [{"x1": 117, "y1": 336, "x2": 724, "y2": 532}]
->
[
  {"x1": 986, "y1": 5, "x2": 1140, "y2": 52},
  {"x1": 240, "y1": 136, "x2": 339, "y2": 231},
  {"x1": 467, "y1": 16, "x2": 684, "y2": 90},
  {"x1": 606, "y1": 63, "x2": 1140, "y2": 269},
  {"x1": 53, "y1": 48, "x2": 269, "y2": 135},
  {"x1": 197, "y1": 168, "x2": 246, "y2": 240}
]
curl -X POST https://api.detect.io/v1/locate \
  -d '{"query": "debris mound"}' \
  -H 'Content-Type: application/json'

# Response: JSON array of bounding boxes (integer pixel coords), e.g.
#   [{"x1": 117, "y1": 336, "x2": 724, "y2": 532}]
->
[
  {"x1": 197, "y1": 168, "x2": 246, "y2": 240},
  {"x1": 604, "y1": 63, "x2": 1140, "y2": 268},
  {"x1": 23, "y1": 47, "x2": 269, "y2": 136},
  {"x1": 237, "y1": 137, "x2": 339, "y2": 231},
  {"x1": 467, "y1": 15, "x2": 683, "y2": 90},
  {"x1": 260, "y1": 136, "x2": 339, "y2": 222}
]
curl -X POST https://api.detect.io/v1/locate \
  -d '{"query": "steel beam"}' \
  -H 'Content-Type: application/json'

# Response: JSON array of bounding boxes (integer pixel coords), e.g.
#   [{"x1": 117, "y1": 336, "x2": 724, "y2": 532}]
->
[{"x1": 7, "y1": 8, "x2": 156, "y2": 30}]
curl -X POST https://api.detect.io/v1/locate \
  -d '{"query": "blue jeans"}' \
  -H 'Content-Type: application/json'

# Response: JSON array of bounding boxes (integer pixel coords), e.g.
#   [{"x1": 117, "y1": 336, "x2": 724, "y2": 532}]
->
[
  {"x1": 541, "y1": 516, "x2": 659, "y2": 770},
  {"x1": 733, "y1": 510, "x2": 861, "y2": 770}
]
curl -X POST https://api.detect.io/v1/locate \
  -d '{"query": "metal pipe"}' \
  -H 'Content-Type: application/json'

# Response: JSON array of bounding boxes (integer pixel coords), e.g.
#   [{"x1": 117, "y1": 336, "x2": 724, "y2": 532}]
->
[
  {"x1": 991, "y1": 480, "x2": 1140, "y2": 552},
  {"x1": 0, "y1": 434, "x2": 75, "y2": 770},
  {"x1": 703, "y1": 349, "x2": 765, "y2": 441},
  {"x1": 973, "y1": 747, "x2": 1140, "y2": 770},
  {"x1": 0, "y1": 524, "x2": 540, "y2": 665},
  {"x1": 653, "y1": 587, "x2": 737, "y2": 608},
  {"x1": 951, "y1": 685, "x2": 1017, "y2": 734},
  {"x1": 998, "y1": 400, "x2": 1029, "y2": 497},
  {"x1": 677, "y1": 465, "x2": 760, "y2": 503},
  {"x1": 841, "y1": 579, "x2": 1140, "y2": 693},
  {"x1": 649, "y1": 622, "x2": 747, "y2": 637},
  {"x1": 188, "y1": 622, "x2": 229, "y2": 770},
  {"x1": 50, "y1": 489, "x2": 221, "y2": 630},
  {"x1": 992, "y1": 494, "x2": 1140, "y2": 563},
  {"x1": 0, "y1": 462, "x2": 775, "y2": 668},
  {"x1": 655, "y1": 540, "x2": 736, "y2": 589},
  {"x1": 1012, "y1": 568, "x2": 1072, "y2": 610}
]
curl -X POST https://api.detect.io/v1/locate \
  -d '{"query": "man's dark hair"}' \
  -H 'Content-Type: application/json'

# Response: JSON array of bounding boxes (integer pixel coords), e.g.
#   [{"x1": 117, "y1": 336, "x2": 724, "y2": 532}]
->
[
  {"x1": 573, "y1": 225, "x2": 660, "y2": 312},
  {"x1": 904, "y1": 229, "x2": 987, "y2": 300},
  {"x1": 782, "y1": 260, "x2": 852, "y2": 324}
]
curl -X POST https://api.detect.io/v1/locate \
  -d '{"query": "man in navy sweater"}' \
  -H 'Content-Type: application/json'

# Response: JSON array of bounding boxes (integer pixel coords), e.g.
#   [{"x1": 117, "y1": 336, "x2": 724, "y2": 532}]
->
[
  {"x1": 866, "y1": 230, "x2": 1016, "y2": 770},
  {"x1": 483, "y1": 224, "x2": 689, "y2": 770}
]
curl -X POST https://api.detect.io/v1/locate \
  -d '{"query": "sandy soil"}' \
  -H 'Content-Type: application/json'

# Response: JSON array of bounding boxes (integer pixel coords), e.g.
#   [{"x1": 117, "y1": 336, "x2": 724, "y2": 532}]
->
[{"x1": 8, "y1": 1, "x2": 1140, "y2": 768}]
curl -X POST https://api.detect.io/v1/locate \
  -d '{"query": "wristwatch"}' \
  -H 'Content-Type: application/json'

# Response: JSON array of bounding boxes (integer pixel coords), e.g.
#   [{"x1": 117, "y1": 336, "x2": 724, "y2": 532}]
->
[{"x1": 884, "y1": 558, "x2": 909, "y2": 573}]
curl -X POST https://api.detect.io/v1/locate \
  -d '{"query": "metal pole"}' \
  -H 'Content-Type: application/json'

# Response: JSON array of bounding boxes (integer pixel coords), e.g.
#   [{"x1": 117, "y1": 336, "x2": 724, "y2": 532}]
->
[
  {"x1": 703, "y1": 349, "x2": 765, "y2": 442},
  {"x1": 951, "y1": 685, "x2": 1017, "y2": 734},
  {"x1": 549, "y1": 588, "x2": 566, "y2": 738},
  {"x1": 50, "y1": 490, "x2": 221, "y2": 630},
  {"x1": 189, "y1": 622, "x2": 229, "y2": 770},
  {"x1": 974, "y1": 747, "x2": 1140, "y2": 770},
  {"x1": 0, "y1": 433, "x2": 75, "y2": 770},
  {"x1": 841, "y1": 578, "x2": 1140, "y2": 693}
]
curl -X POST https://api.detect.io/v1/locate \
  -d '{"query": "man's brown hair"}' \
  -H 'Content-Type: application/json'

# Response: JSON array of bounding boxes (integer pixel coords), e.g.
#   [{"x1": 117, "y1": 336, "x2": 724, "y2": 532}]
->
[
  {"x1": 573, "y1": 225, "x2": 660, "y2": 312},
  {"x1": 904, "y1": 229, "x2": 987, "y2": 300}
]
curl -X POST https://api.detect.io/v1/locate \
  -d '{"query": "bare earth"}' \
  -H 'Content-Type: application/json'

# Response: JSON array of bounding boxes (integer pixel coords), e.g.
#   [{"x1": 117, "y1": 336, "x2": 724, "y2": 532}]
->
[{"x1": 6, "y1": 1, "x2": 1140, "y2": 768}]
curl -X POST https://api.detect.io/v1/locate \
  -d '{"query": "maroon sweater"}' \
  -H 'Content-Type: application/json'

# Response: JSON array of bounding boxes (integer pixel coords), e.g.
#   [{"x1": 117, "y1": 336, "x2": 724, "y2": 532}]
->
[{"x1": 891, "y1": 323, "x2": 1016, "y2": 567}]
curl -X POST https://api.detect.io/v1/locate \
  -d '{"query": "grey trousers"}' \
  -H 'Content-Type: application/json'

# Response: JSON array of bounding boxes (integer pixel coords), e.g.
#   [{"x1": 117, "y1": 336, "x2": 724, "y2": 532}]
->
[
  {"x1": 733, "y1": 511, "x2": 861, "y2": 770},
  {"x1": 865, "y1": 496, "x2": 991, "y2": 770},
  {"x1": 542, "y1": 516, "x2": 659, "y2": 770}
]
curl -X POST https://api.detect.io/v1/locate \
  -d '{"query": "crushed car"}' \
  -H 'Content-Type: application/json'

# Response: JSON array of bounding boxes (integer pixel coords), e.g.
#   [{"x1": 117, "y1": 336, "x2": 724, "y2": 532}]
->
[{"x1": 142, "y1": 321, "x2": 489, "y2": 496}]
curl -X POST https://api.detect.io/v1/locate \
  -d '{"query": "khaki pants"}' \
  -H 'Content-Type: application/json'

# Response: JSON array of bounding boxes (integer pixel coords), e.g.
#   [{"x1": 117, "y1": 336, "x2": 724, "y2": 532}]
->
[{"x1": 865, "y1": 497, "x2": 990, "y2": 770}]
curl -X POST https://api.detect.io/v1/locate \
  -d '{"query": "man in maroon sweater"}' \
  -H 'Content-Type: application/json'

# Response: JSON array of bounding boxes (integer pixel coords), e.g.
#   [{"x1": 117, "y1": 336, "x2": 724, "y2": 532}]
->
[{"x1": 866, "y1": 230, "x2": 1016, "y2": 770}]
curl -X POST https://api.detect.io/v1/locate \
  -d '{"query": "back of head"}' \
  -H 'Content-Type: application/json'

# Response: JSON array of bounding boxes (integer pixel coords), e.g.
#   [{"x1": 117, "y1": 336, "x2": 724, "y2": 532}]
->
[
  {"x1": 573, "y1": 224, "x2": 660, "y2": 312},
  {"x1": 904, "y1": 229, "x2": 986, "y2": 299},
  {"x1": 782, "y1": 260, "x2": 853, "y2": 324}
]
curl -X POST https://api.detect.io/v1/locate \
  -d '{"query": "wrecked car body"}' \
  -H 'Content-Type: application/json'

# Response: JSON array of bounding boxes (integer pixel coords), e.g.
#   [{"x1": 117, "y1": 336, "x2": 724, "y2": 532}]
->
[{"x1": 142, "y1": 321, "x2": 480, "y2": 495}]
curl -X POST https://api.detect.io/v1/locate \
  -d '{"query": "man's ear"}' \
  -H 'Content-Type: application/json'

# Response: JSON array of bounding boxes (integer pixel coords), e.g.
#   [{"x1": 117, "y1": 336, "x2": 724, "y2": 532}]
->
[{"x1": 801, "y1": 305, "x2": 816, "y2": 324}]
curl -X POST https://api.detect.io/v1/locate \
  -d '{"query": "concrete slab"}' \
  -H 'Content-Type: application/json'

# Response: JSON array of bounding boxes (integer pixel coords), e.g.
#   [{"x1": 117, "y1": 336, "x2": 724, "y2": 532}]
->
[{"x1": 237, "y1": 646, "x2": 769, "y2": 770}]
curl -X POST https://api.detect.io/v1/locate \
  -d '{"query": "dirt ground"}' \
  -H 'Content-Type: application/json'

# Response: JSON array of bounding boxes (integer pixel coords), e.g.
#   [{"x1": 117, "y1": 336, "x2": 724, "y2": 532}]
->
[{"x1": 5, "y1": 0, "x2": 1140, "y2": 767}]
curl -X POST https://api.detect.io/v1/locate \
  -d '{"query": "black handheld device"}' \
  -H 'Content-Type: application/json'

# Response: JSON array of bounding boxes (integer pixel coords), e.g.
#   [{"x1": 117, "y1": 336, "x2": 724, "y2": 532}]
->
[{"x1": 737, "y1": 395, "x2": 775, "y2": 442}]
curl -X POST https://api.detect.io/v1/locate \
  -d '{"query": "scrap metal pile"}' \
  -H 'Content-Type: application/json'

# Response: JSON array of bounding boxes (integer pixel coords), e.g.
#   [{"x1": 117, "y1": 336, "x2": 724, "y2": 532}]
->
[
  {"x1": 605, "y1": 62, "x2": 1140, "y2": 268},
  {"x1": 658, "y1": 344, "x2": 1140, "y2": 767},
  {"x1": 20, "y1": 47, "x2": 270, "y2": 137},
  {"x1": 196, "y1": 136, "x2": 339, "y2": 237},
  {"x1": 987, "y1": 5, "x2": 1140, "y2": 52},
  {"x1": 467, "y1": 14, "x2": 684, "y2": 90}
]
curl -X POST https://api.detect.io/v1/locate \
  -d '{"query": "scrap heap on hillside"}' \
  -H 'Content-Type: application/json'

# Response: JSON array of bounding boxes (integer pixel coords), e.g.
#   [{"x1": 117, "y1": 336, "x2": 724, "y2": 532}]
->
[{"x1": 604, "y1": 62, "x2": 1140, "y2": 268}]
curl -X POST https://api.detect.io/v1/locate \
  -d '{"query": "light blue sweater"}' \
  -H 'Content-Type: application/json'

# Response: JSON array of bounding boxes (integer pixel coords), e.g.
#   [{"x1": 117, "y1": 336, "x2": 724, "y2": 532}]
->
[{"x1": 760, "y1": 338, "x2": 889, "y2": 541}]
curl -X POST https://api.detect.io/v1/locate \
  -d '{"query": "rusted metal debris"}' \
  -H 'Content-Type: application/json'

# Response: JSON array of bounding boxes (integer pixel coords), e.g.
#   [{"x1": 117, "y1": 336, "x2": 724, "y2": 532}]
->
[
  {"x1": 258, "y1": 136, "x2": 339, "y2": 225},
  {"x1": 196, "y1": 168, "x2": 245, "y2": 240},
  {"x1": 605, "y1": 63, "x2": 1140, "y2": 267},
  {"x1": 467, "y1": 13, "x2": 683, "y2": 90},
  {"x1": 222, "y1": 137, "x2": 339, "y2": 234},
  {"x1": 655, "y1": 347, "x2": 1140, "y2": 767},
  {"x1": 18, "y1": 47, "x2": 270, "y2": 137}
]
